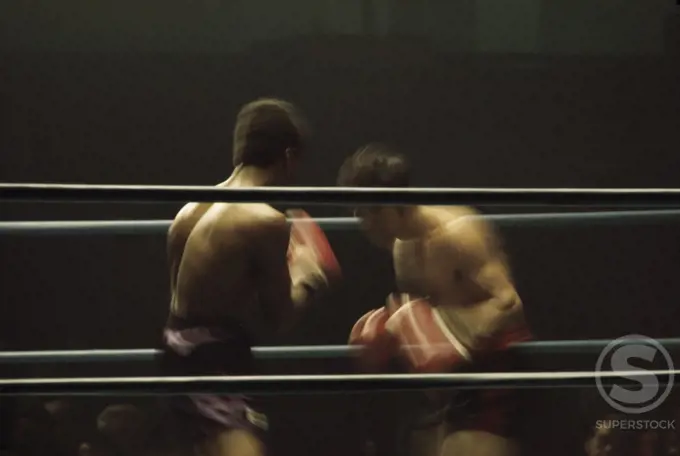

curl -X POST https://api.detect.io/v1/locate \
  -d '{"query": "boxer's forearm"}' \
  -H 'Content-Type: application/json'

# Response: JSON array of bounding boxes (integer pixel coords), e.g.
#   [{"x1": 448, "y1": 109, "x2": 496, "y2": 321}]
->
[
  {"x1": 442, "y1": 294, "x2": 523, "y2": 350},
  {"x1": 272, "y1": 283, "x2": 312, "y2": 333},
  {"x1": 291, "y1": 281, "x2": 314, "y2": 309},
  {"x1": 274, "y1": 263, "x2": 329, "y2": 333}
]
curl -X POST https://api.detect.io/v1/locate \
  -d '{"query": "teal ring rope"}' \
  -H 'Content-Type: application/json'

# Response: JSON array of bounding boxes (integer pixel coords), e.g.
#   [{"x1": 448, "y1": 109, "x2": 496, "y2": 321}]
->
[
  {"x1": 2, "y1": 183, "x2": 680, "y2": 206},
  {"x1": 2, "y1": 210, "x2": 680, "y2": 235},
  {"x1": 1, "y1": 338, "x2": 679, "y2": 364},
  {"x1": 0, "y1": 370, "x2": 676, "y2": 396}
]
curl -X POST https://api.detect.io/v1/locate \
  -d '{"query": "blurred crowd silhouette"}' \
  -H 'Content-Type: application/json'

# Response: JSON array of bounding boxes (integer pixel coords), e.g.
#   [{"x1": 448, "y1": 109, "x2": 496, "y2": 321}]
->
[{"x1": 3, "y1": 393, "x2": 680, "y2": 456}]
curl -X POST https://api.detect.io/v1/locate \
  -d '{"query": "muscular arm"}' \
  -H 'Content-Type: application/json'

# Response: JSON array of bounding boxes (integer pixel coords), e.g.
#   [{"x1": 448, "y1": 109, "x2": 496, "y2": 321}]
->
[
  {"x1": 431, "y1": 219, "x2": 524, "y2": 350},
  {"x1": 252, "y1": 213, "x2": 310, "y2": 333}
]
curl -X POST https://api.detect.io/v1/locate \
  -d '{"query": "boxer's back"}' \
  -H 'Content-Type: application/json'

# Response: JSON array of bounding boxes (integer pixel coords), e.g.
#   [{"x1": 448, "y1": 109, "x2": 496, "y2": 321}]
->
[{"x1": 168, "y1": 199, "x2": 280, "y2": 329}]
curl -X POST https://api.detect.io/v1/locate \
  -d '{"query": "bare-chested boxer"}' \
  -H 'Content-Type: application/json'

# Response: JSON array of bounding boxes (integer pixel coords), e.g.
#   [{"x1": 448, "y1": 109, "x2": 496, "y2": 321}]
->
[
  {"x1": 340, "y1": 143, "x2": 531, "y2": 456},
  {"x1": 161, "y1": 98, "x2": 340, "y2": 456}
]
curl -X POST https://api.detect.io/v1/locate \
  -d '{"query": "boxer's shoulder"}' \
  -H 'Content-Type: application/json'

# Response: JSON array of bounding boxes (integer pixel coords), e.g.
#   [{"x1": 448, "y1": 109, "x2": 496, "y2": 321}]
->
[
  {"x1": 237, "y1": 205, "x2": 289, "y2": 244},
  {"x1": 238, "y1": 203, "x2": 285, "y2": 222},
  {"x1": 427, "y1": 208, "x2": 490, "y2": 248},
  {"x1": 205, "y1": 203, "x2": 285, "y2": 230},
  {"x1": 415, "y1": 206, "x2": 481, "y2": 244},
  {"x1": 168, "y1": 202, "x2": 213, "y2": 246},
  {"x1": 172, "y1": 202, "x2": 211, "y2": 227},
  {"x1": 244, "y1": 204, "x2": 287, "y2": 228},
  {"x1": 442, "y1": 207, "x2": 483, "y2": 231},
  {"x1": 175, "y1": 204, "x2": 287, "y2": 253},
  {"x1": 423, "y1": 205, "x2": 480, "y2": 223}
]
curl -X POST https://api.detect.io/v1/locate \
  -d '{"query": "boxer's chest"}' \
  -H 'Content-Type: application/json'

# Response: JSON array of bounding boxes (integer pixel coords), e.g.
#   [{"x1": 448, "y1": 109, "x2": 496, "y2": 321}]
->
[
  {"x1": 393, "y1": 238, "x2": 442, "y2": 295},
  {"x1": 393, "y1": 239, "x2": 421, "y2": 293},
  {"x1": 393, "y1": 237, "x2": 467, "y2": 301}
]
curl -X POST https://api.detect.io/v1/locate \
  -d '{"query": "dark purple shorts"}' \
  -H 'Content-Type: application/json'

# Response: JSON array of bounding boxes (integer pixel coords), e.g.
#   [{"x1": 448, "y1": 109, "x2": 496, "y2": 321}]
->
[{"x1": 160, "y1": 314, "x2": 268, "y2": 440}]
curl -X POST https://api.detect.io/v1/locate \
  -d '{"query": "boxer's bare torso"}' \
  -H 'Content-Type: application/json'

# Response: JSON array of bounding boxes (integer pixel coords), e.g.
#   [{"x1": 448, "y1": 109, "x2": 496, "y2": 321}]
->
[
  {"x1": 395, "y1": 206, "x2": 524, "y2": 456},
  {"x1": 392, "y1": 206, "x2": 524, "y2": 348},
  {"x1": 167, "y1": 181, "x2": 292, "y2": 335}
]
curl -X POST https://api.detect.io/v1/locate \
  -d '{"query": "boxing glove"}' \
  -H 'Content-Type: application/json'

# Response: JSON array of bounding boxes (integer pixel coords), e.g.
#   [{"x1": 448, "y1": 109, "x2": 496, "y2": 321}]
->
[
  {"x1": 385, "y1": 292, "x2": 414, "y2": 314},
  {"x1": 287, "y1": 210, "x2": 341, "y2": 294},
  {"x1": 348, "y1": 293, "x2": 413, "y2": 369},
  {"x1": 385, "y1": 297, "x2": 471, "y2": 373},
  {"x1": 349, "y1": 307, "x2": 399, "y2": 371}
]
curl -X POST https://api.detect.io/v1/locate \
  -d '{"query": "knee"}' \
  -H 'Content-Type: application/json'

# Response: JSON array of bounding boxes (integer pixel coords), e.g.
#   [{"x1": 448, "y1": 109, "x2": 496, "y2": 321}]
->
[
  {"x1": 211, "y1": 429, "x2": 264, "y2": 456},
  {"x1": 440, "y1": 430, "x2": 519, "y2": 456}
]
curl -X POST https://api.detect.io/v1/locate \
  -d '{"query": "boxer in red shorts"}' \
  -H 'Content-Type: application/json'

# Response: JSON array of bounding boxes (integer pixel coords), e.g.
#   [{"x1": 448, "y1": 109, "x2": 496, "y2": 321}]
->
[
  {"x1": 339, "y1": 143, "x2": 531, "y2": 456},
  {"x1": 162, "y1": 98, "x2": 340, "y2": 456}
]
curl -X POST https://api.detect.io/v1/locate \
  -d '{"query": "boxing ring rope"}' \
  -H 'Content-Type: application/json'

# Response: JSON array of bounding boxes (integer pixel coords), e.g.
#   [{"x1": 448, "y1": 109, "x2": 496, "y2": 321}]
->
[
  {"x1": 0, "y1": 370, "x2": 676, "y2": 396},
  {"x1": 2, "y1": 338, "x2": 679, "y2": 364},
  {"x1": 2, "y1": 183, "x2": 680, "y2": 206},
  {"x1": 3, "y1": 209, "x2": 680, "y2": 235},
  {"x1": 2, "y1": 186, "x2": 679, "y2": 396},
  {"x1": 0, "y1": 218, "x2": 355, "y2": 235}
]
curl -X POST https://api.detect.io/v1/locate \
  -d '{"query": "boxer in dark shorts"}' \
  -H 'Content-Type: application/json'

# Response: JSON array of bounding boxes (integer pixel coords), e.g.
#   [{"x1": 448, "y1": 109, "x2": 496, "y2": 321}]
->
[
  {"x1": 415, "y1": 328, "x2": 532, "y2": 456},
  {"x1": 341, "y1": 143, "x2": 531, "y2": 456},
  {"x1": 162, "y1": 98, "x2": 340, "y2": 456},
  {"x1": 160, "y1": 314, "x2": 266, "y2": 444}
]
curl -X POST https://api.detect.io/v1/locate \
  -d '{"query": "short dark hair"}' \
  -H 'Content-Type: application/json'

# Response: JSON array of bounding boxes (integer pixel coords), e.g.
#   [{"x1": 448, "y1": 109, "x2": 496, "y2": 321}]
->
[
  {"x1": 337, "y1": 143, "x2": 410, "y2": 187},
  {"x1": 232, "y1": 98, "x2": 309, "y2": 168}
]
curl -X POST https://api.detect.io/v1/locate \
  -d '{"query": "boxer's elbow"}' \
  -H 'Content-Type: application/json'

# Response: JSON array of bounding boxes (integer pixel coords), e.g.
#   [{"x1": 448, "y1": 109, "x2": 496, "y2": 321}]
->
[
  {"x1": 498, "y1": 286, "x2": 522, "y2": 313},
  {"x1": 493, "y1": 289, "x2": 524, "y2": 332},
  {"x1": 471, "y1": 290, "x2": 523, "y2": 348}
]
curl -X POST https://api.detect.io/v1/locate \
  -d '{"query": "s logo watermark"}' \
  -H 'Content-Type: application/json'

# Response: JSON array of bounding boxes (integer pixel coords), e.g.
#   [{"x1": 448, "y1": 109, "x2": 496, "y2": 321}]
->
[{"x1": 595, "y1": 335, "x2": 674, "y2": 414}]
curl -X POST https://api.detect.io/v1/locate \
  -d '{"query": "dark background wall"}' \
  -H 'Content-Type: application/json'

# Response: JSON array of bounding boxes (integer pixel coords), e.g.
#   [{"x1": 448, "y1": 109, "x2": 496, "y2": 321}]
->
[{"x1": 1, "y1": 1, "x2": 679, "y2": 455}]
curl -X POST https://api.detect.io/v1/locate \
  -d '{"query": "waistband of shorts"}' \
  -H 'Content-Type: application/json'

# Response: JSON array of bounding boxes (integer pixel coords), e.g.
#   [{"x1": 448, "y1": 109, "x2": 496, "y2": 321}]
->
[{"x1": 166, "y1": 313, "x2": 252, "y2": 341}]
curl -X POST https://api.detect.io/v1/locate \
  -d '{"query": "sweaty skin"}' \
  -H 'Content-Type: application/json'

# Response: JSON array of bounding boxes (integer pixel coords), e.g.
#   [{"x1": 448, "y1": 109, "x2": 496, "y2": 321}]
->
[
  {"x1": 392, "y1": 206, "x2": 525, "y2": 349},
  {"x1": 167, "y1": 180, "x2": 307, "y2": 337}
]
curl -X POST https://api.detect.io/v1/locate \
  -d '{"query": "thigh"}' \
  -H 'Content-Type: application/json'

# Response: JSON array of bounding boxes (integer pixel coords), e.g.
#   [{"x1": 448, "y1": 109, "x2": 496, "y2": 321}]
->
[
  {"x1": 440, "y1": 430, "x2": 519, "y2": 456},
  {"x1": 409, "y1": 423, "x2": 446, "y2": 456},
  {"x1": 200, "y1": 429, "x2": 265, "y2": 456}
]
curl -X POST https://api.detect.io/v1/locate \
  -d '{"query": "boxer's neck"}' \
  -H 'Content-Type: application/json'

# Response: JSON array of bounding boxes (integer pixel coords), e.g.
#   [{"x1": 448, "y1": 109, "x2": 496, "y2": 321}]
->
[{"x1": 224, "y1": 164, "x2": 285, "y2": 187}]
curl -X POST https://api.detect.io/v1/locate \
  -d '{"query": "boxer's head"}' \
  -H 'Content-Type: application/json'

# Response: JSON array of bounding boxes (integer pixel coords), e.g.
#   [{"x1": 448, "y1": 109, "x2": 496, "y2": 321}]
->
[
  {"x1": 233, "y1": 98, "x2": 309, "y2": 182},
  {"x1": 337, "y1": 143, "x2": 411, "y2": 247}
]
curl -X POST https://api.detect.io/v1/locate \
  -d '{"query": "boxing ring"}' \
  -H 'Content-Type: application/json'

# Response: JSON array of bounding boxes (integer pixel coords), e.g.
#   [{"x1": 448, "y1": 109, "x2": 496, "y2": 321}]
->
[{"x1": 1, "y1": 182, "x2": 680, "y2": 397}]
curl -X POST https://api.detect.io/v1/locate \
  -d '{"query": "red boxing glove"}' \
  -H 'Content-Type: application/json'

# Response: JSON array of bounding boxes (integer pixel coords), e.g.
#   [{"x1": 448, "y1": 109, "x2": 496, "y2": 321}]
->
[
  {"x1": 288, "y1": 210, "x2": 341, "y2": 277},
  {"x1": 385, "y1": 296, "x2": 471, "y2": 373},
  {"x1": 385, "y1": 292, "x2": 414, "y2": 315},
  {"x1": 287, "y1": 210, "x2": 341, "y2": 292},
  {"x1": 349, "y1": 308, "x2": 399, "y2": 371}
]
